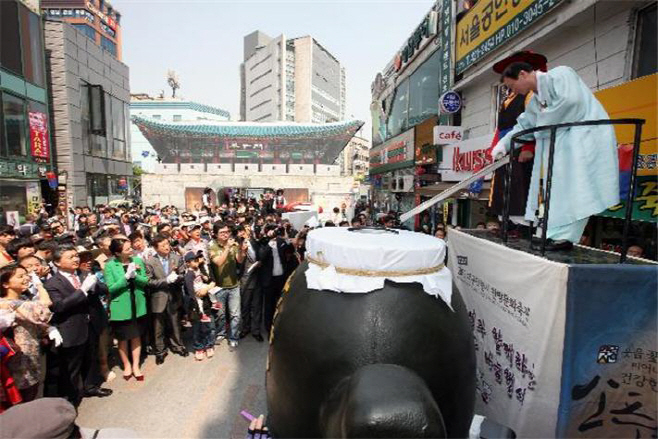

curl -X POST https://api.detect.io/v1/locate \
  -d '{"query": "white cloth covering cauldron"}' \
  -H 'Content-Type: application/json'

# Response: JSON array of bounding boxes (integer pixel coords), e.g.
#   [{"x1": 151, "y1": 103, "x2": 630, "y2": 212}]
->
[{"x1": 304, "y1": 227, "x2": 453, "y2": 310}]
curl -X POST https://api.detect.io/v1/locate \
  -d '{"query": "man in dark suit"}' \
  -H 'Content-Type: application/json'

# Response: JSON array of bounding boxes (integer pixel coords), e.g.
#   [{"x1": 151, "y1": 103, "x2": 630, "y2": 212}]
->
[
  {"x1": 145, "y1": 234, "x2": 188, "y2": 364},
  {"x1": 78, "y1": 248, "x2": 113, "y2": 394},
  {"x1": 45, "y1": 246, "x2": 111, "y2": 407},
  {"x1": 238, "y1": 225, "x2": 266, "y2": 342},
  {"x1": 262, "y1": 224, "x2": 293, "y2": 334}
]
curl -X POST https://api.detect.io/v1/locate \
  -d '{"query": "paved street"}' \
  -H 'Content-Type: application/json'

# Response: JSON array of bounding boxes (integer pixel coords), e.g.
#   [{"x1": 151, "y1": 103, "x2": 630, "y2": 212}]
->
[{"x1": 76, "y1": 336, "x2": 269, "y2": 439}]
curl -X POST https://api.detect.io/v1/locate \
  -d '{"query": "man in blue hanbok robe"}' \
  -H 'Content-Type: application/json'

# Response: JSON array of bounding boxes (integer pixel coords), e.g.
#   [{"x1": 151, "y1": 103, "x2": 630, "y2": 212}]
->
[{"x1": 491, "y1": 62, "x2": 619, "y2": 250}]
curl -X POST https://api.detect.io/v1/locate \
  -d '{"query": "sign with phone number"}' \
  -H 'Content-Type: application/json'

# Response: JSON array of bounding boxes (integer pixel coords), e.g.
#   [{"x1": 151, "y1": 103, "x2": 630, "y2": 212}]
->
[{"x1": 455, "y1": 0, "x2": 564, "y2": 75}]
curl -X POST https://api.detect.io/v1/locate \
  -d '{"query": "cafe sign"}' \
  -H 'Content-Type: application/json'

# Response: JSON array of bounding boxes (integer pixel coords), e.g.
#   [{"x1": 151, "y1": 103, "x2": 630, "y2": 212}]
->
[{"x1": 456, "y1": 0, "x2": 564, "y2": 74}]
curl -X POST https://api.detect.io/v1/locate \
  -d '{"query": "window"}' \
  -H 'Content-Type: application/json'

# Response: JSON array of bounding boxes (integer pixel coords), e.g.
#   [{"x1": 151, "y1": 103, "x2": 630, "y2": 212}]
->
[
  {"x1": 81, "y1": 82, "x2": 92, "y2": 154},
  {"x1": 386, "y1": 79, "x2": 409, "y2": 139},
  {"x1": 85, "y1": 85, "x2": 108, "y2": 157},
  {"x1": 73, "y1": 24, "x2": 97, "y2": 42},
  {"x1": 1, "y1": 0, "x2": 22, "y2": 74},
  {"x1": 173, "y1": 114, "x2": 182, "y2": 122},
  {"x1": 0, "y1": 94, "x2": 3, "y2": 157},
  {"x1": 633, "y1": 3, "x2": 657, "y2": 79},
  {"x1": 100, "y1": 35, "x2": 117, "y2": 57},
  {"x1": 124, "y1": 103, "x2": 130, "y2": 160},
  {"x1": 112, "y1": 96, "x2": 125, "y2": 160},
  {"x1": 19, "y1": 5, "x2": 45, "y2": 87},
  {"x1": 3, "y1": 93, "x2": 27, "y2": 157},
  {"x1": 408, "y1": 50, "x2": 440, "y2": 127},
  {"x1": 152, "y1": 114, "x2": 161, "y2": 119}
]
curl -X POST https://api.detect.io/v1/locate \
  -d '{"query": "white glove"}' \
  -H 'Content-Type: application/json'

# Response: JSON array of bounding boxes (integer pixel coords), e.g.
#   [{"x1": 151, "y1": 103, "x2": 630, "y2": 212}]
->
[
  {"x1": 125, "y1": 263, "x2": 137, "y2": 280},
  {"x1": 80, "y1": 275, "x2": 97, "y2": 294},
  {"x1": 48, "y1": 326, "x2": 63, "y2": 347},
  {"x1": 491, "y1": 141, "x2": 508, "y2": 160},
  {"x1": 166, "y1": 271, "x2": 179, "y2": 284},
  {"x1": 0, "y1": 310, "x2": 16, "y2": 332},
  {"x1": 30, "y1": 272, "x2": 43, "y2": 288}
]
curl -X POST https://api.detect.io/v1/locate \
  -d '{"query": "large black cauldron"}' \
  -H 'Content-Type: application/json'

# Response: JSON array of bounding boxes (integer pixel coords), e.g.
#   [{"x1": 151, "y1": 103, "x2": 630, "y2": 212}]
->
[{"x1": 266, "y1": 260, "x2": 476, "y2": 438}]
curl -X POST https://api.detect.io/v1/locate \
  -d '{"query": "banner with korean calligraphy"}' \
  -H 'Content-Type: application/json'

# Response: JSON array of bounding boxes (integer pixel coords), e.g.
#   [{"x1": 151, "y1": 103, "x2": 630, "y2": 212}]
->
[
  {"x1": 448, "y1": 229, "x2": 569, "y2": 437},
  {"x1": 29, "y1": 111, "x2": 50, "y2": 162},
  {"x1": 556, "y1": 265, "x2": 657, "y2": 438},
  {"x1": 455, "y1": 0, "x2": 565, "y2": 75}
]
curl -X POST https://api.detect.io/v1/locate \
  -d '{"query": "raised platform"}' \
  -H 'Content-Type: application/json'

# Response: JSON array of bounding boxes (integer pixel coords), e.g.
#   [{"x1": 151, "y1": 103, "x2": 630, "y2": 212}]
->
[{"x1": 462, "y1": 229, "x2": 656, "y2": 265}]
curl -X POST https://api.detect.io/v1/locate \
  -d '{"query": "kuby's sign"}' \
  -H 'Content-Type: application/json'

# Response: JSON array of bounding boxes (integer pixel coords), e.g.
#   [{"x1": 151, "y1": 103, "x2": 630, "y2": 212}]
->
[{"x1": 439, "y1": 132, "x2": 494, "y2": 182}]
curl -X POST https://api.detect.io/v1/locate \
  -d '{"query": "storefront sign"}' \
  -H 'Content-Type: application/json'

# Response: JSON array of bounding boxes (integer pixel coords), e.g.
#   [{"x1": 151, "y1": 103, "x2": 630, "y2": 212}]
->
[
  {"x1": 86, "y1": 1, "x2": 117, "y2": 30},
  {"x1": 369, "y1": 128, "x2": 415, "y2": 174},
  {"x1": 438, "y1": 0, "x2": 453, "y2": 125},
  {"x1": 455, "y1": 0, "x2": 565, "y2": 75},
  {"x1": 29, "y1": 111, "x2": 50, "y2": 162},
  {"x1": 439, "y1": 91, "x2": 462, "y2": 114},
  {"x1": 439, "y1": 133, "x2": 494, "y2": 181},
  {"x1": 46, "y1": 8, "x2": 95, "y2": 23},
  {"x1": 394, "y1": 10, "x2": 438, "y2": 72},
  {"x1": 0, "y1": 160, "x2": 49, "y2": 179},
  {"x1": 433, "y1": 126, "x2": 463, "y2": 144},
  {"x1": 595, "y1": 73, "x2": 657, "y2": 177},
  {"x1": 26, "y1": 182, "x2": 42, "y2": 216},
  {"x1": 600, "y1": 176, "x2": 658, "y2": 223}
]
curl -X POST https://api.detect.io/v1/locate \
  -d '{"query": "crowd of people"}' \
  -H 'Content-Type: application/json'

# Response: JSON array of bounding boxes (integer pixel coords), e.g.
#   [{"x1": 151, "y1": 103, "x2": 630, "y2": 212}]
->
[{"x1": 0, "y1": 190, "x2": 380, "y2": 413}]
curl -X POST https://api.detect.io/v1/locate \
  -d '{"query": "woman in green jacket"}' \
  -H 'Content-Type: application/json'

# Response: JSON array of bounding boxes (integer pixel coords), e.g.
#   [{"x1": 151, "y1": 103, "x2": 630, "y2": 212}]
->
[{"x1": 104, "y1": 238, "x2": 148, "y2": 381}]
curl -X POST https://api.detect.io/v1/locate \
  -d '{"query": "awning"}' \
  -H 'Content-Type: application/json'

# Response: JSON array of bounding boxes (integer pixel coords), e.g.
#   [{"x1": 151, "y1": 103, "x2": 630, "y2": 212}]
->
[{"x1": 417, "y1": 181, "x2": 491, "y2": 200}]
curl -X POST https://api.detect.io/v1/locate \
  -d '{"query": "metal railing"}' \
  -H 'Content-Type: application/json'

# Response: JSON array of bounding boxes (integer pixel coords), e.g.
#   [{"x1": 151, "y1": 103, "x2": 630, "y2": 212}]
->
[{"x1": 501, "y1": 118, "x2": 645, "y2": 263}]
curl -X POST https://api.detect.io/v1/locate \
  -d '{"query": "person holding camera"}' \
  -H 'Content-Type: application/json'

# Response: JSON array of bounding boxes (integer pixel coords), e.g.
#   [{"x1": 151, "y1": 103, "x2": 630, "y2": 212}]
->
[
  {"x1": 120, "y1": 214, "x2": 135, "y2": 237},
  {"x1": 144, "y1": 234, "x2": 188, "y2": 364},
  {"x1": 237, "y1": 225, "x2": 266, "y2": 342},
  {"x1": 262, "y1": 224, "x2": 293, "y2": 334},
  {"x1": 208, "y1": 222, "x2": 246, "y2": 350}
]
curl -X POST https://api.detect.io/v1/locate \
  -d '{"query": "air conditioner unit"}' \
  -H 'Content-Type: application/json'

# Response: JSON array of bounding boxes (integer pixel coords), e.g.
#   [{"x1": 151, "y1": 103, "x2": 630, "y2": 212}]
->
[
  {"x1": 391, "y1": 176, "x2": 409, "y2": 193},
  {"x1": 402, "y1": 175, "x2": 414, "y2": 192}
]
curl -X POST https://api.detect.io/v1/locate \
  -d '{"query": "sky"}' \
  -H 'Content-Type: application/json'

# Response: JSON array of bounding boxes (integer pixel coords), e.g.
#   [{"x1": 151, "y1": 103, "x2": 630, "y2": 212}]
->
[{"x1": 113, "y1": 0, "x2": 435, "y2": 139}]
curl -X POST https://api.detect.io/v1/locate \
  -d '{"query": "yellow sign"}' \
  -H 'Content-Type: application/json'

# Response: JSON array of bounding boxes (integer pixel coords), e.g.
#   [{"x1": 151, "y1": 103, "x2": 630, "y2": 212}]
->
[
  {"x1": 455, "y1": 0, "x2": 563, "y2": 74},
  {"x1": 595, "y1": 73, "x2": 657, "y2": 177}
]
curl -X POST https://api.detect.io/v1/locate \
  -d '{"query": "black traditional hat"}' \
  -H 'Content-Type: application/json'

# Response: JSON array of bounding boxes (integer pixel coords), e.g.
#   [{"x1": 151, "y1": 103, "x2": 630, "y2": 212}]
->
[{"x1": 493, "y1": 50, "x2": 547, "y2": 73}]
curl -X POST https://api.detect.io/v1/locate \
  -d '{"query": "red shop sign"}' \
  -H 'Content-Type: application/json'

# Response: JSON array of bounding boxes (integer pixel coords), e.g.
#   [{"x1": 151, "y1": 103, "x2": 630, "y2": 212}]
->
[{"x1": 29, "y1": 111, "x2": 50, "y2": 162}]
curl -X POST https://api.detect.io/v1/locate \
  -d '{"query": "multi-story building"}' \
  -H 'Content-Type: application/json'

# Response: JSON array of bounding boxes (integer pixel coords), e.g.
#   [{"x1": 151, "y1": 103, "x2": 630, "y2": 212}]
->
[
  {"x1": 41, "y1": 0, "x2": 122, "y2": 60},
  {"x1": 0, "y1": 0, "x2": 55, "y2": 221},
  {"x1": 336, "y1": 135, "x2": 371, "y2": 179},
  {"x1": 240, "y1": 31, "x2": 346, "y2": 123},
  {"x1": 129, "y1": 96, "x2": 231, "y2": 172},
  {"x1": 44, "y1": 19, "x2": 132, "y2": 208},
  {"x1": 369, "y1": 3, "x2": 446, "y2": 227}
]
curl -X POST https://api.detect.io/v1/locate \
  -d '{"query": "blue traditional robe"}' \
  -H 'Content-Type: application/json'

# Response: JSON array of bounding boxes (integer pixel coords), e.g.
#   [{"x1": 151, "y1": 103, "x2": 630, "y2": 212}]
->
[{"x1": 497, "y1": 66, "x2": 619, "y2": 241}]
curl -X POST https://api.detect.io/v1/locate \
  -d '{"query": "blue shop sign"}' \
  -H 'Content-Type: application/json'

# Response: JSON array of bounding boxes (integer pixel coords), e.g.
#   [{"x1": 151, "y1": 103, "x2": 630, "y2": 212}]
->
[{"x1": 439, "y1": 91, "x2": 462, "y2": 114}]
